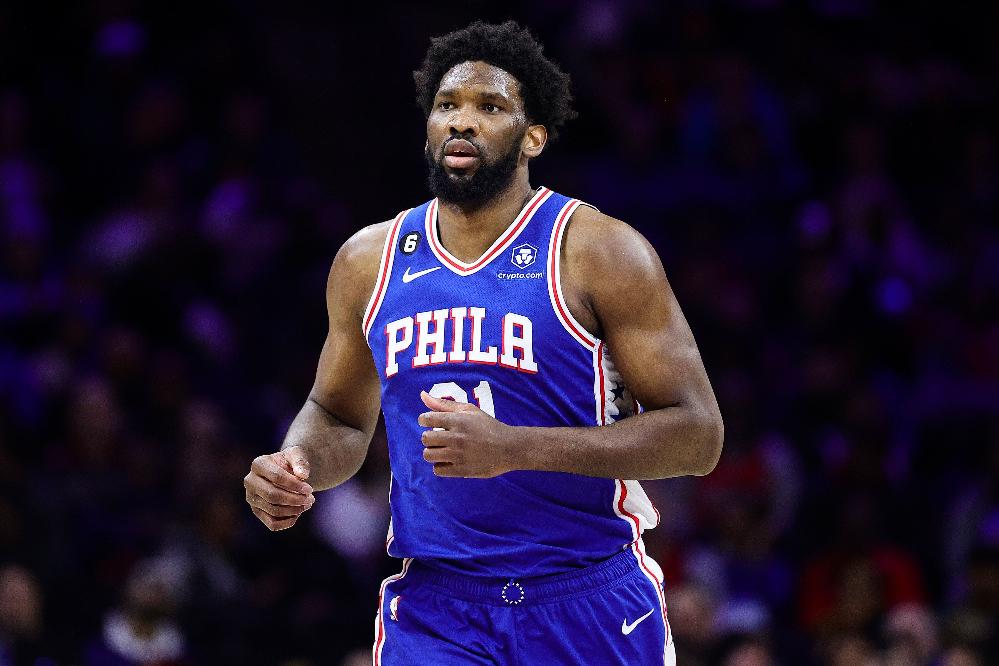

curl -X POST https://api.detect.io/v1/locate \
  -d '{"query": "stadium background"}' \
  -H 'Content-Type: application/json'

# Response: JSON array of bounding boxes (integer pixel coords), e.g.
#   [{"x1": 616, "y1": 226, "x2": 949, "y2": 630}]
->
[{"x1": 1, "y1": 1, "x2": 997, "y2": 664}]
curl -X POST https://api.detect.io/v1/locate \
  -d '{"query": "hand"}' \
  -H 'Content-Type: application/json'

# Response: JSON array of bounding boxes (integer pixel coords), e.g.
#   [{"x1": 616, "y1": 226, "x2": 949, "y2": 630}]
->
[
  {"x1": 417, "y1": 390, "x2": 515, "y2": 478},
  {"x1": 244, "y1": 445, "x2": 315, "y2": 531}
]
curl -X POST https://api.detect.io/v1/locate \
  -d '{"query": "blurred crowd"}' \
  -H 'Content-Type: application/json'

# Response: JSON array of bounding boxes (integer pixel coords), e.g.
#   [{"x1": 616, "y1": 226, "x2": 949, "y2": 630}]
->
[{"x1": 1, "y1": 1, "x2": 997, "y2": 665}]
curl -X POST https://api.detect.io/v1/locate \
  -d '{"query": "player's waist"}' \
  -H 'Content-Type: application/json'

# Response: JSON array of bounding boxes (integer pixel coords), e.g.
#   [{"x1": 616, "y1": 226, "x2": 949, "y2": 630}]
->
[{"x1": 404, "y1": 544, "x2": 644, "y2": 607}]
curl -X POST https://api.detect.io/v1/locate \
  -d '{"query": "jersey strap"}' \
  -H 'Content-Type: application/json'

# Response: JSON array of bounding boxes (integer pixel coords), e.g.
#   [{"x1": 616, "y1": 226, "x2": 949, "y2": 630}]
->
[{"x1": 362, "y1": 209, "x2": 410, "y2": 339}]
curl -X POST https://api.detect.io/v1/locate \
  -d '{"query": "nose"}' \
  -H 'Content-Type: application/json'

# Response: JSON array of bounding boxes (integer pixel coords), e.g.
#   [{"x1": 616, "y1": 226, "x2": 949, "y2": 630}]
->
[{"x1": 448, "y1": 106, "x2": 478, "y2": 137}]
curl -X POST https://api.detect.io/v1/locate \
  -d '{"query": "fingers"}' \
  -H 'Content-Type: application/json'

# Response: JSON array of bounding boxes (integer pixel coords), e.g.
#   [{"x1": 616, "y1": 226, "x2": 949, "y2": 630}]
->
[
  {"x1": 245, "y1": 449, "x2": 317, "y2": 532},
  {"x1": 418, "y1": 411, "x2": 454, "y2": 429},
  {"x1": 422, "y1": 445, "x2": 452, "y2": 464},
  {"x1": 421, "y1": 428, "x2": 458, "y2": 448},
  {"x1": 251, "y1": 506, "x2": 299, "y2": 531},
  {"x1": 244, "y1": 481, "x2": 313, "y2": 508},
  {"x1": 246, "y1": 490, "x2": 315, "y2": 517},
  {"x1": 243, "y1": 469, "x2": 316, "y2": 529},
  {"x1": 420, "y1": 390, "x2": 477, "y2": 413},
  {"x1": 248, "y1": 499, "x2": 307, "y2": 520},
  {"x1": 280, "y1": 446, "x2": 311, "y2": 481},
  {"x1": 273, "y1": 453, "x2": 294, "y2": 474},
  {"x1": 420, "y1": 390, "x2": 447, "y2": 411},
  {"x1": 431, "y1": 462, "x2": 457, "y2": 477},
  {"x1": 251, "y1": 455, "x2": 313, "y2": 495}
]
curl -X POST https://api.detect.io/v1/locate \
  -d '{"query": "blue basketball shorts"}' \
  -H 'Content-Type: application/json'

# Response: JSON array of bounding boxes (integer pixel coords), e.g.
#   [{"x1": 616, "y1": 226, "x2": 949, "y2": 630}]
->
[{"x1": 372, "y1": 541, "x2": 676, "y2": 665}]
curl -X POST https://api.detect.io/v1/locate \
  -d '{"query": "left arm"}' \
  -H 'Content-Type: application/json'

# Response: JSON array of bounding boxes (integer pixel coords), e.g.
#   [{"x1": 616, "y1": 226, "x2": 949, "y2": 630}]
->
[{"x1": 419, "y1": 208, "x2": 723, "y2": 480}]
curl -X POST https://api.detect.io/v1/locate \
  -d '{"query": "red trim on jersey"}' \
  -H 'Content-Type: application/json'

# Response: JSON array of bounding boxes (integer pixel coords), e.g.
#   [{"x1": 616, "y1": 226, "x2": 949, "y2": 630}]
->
[
  {"x1": 631, "y1": 541, "x2": 672, "y2": 649},
  {"x1": 412, "y1": 309, "x2": 448, "y2": 368},
  {"x1": 447, "y1": 307, "x2": 468, "y2": 362},
  {"x1": 427, "y1": 187, "x2": 550, "y2": 274},
  {"x1": 617, "y1": 479, "x2": 641, "y2": 539},
  {"x1": 548, "y1": 201, "x2": 597, "y2": 349},
  {"x1": 596, "y1": 342, "x2": 608, "y2": 426},
  {"x1": 509, "y1": 320, "x2": 538, "y2": 374},
  {"x1": 466, "y1": 307, "x2": 498, "y2": 364},
  {"x1": 384, "y1": 316, "x2": 413, "y2": 378},
  {"x1": 374, "y1": 558, "x2": 412, "y2": 665},
  {"x1": 363, "y1": 211, "x2": 407, "y2": 338},
  {"x1": 498, "y1": 317, "x2": 536, "y2": 373},
  {"x1": 498, "y1": 315, "x2": 513, "y2": 370},
  {"x1": 384, "y1": 322, "x2": 395, "y2": 378}
]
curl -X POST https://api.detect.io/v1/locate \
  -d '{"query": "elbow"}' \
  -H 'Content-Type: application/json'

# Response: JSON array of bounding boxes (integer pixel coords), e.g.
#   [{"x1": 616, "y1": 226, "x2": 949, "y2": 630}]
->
[{"x1": 690, "y1": 410, "x2": 724, "y2": 477}]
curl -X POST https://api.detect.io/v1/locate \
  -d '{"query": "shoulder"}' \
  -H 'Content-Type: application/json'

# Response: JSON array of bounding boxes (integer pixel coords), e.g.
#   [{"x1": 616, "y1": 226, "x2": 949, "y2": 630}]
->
[
  {"x1": 562, "y1": 205, "x2": 664, "y2": 290},
  {"x1": 327, "y1": 219, "x2": 397, "y2": 313},
  {"x1": 557, "y1": 204, "x2": 670, "y2": 338},
  {"x1": 334, "y1": 220, "x2": 396, "y2": 272}
]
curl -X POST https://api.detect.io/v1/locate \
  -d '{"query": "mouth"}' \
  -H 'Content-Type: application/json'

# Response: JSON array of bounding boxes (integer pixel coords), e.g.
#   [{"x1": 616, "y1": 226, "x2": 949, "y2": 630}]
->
[{"x1": 442, "y1": 138, "x2": 480, "y2": 169}]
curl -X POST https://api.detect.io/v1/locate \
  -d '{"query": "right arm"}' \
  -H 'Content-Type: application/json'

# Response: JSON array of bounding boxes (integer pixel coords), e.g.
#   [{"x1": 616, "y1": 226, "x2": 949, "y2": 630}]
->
[{"x1": 243, "y1": 221, "x2": 391, "y2": 531}]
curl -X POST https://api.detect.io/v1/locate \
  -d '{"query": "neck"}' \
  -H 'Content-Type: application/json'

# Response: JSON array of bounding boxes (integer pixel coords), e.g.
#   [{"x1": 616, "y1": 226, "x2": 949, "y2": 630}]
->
[{"x1": 438, "y1": 167, "x2": 534, "y2": 231}]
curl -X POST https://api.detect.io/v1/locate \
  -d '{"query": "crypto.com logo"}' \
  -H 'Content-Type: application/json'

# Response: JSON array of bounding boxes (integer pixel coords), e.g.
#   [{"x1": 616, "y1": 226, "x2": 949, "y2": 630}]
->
[{"x1": 510, "y1": 243, "x2": 538, "y2": 270}]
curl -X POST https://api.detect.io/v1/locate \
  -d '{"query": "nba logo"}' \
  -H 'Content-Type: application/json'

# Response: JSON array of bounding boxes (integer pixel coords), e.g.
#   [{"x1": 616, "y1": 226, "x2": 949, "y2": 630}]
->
[
  {"x1": 389, "y1": 595, "x2": 401, "y2": 621},
  {"x1": 510, "y1": 243, "x2": 537, "y2": 270}
]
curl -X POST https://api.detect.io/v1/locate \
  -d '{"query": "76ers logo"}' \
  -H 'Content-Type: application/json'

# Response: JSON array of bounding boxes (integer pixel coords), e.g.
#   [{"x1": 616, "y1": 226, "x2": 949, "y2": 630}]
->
[{"x1": 510, "y1": 243, "x2": 537, "y2": 270}]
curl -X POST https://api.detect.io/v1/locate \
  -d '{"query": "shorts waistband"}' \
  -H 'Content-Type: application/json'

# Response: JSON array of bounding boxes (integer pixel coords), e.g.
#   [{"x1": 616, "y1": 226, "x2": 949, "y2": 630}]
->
[{"x1": 404, "y1": 547, "x2": 641, "y2": 607}]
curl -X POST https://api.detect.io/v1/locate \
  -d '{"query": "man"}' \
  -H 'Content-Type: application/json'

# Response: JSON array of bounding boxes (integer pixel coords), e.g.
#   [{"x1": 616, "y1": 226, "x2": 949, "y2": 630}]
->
[{"x1": 243, "y1": 20, "x2": 723, "y2": 665}]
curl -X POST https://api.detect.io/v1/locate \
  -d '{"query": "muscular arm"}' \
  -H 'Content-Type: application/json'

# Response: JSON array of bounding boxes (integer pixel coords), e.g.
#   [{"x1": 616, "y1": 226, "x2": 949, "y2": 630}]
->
[
  {"x1": 514, "y1": 208, "x2": 723, "y2": 478},
  {"x1": 279, "y1": 222, "x2": 389, "y2": 491},
  {"x1": 419, "y1": 207, "x2": 723, "y2": 480}
]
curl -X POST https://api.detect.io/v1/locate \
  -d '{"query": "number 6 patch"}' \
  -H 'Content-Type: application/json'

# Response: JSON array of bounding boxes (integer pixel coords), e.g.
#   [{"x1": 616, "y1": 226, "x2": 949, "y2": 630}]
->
[{"x1": 399, "y1": 231, "x2": 421, "y2": 255}]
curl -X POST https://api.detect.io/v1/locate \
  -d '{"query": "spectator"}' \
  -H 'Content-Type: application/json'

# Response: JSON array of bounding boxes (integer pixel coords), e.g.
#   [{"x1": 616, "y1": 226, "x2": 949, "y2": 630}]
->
[
  {"x1": 0, "y1": 2, "x2": 995, "y2": 662},
  {"x1": 84, "y1": 560, "x2": 187, "y2": 666},
  {"x1": 0, "y1": 565, "x2": 49, "y2": 665}
]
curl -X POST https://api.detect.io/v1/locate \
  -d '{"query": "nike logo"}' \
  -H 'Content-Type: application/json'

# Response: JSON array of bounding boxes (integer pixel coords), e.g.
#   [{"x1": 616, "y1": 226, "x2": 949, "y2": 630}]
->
[
  {"x1": 621, "y1": 609, "x2": 655, "y2": 635},
  {"x1": 402, "y1": 266, "x2": 441, "y2": 283}
]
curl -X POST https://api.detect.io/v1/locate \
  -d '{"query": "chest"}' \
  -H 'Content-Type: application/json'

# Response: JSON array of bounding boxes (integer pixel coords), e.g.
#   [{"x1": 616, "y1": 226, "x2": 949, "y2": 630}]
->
[
  {"x1": 376, "y1": 268, "x2": 549, "y2": 379},
  {"x1": 365, "y1": 191, "x2": 602, "y2": 383}
]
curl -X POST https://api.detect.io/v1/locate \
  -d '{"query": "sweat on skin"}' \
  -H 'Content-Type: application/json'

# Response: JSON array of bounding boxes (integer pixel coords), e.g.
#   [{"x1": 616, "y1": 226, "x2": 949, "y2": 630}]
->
[{"x1": 244, "y1": 58, "x2": 721, "y2": 531}]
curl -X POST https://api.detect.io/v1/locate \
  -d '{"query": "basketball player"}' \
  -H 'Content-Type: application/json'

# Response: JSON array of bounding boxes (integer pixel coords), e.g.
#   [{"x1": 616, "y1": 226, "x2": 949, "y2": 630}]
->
[{"x1": 243, "y1": 21, "x2": 723, "y2": 665}]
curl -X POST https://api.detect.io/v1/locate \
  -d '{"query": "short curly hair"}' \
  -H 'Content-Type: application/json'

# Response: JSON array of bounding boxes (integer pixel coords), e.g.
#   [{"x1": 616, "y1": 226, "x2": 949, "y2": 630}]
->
[{"x1": 413, "y1": 20, "x2": 577, "y2": 141}]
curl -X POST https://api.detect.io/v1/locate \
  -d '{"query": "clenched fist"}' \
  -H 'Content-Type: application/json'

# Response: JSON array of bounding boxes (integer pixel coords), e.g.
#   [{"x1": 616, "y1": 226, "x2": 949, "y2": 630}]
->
[
  {"x1": 417, "y1": 390, "x2": 516, "y2": 478},
  {"x1": 244, "y1": 445, "x2": 315, "y2": 531}
]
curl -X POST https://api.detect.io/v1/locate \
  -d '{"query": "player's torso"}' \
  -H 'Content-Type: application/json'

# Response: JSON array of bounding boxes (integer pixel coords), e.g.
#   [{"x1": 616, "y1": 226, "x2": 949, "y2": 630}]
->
[{"x1": 363, "y1": 187, "x2": 657, "y2": 577}]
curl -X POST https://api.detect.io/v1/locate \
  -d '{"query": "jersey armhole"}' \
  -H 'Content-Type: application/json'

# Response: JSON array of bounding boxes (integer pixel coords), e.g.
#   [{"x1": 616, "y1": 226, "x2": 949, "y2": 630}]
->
[
  {"x1": 546, "y1": 199, "x2": 601, "y2": 350},
  {"x1": 361, "y1": 209, "x2": 409, "y2": 342}
]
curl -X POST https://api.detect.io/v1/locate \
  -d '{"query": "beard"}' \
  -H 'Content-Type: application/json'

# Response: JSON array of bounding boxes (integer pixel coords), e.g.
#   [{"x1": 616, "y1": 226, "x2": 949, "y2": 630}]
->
[{"x1": 425, "y1": 134, "x2": 522, "y2": 208}]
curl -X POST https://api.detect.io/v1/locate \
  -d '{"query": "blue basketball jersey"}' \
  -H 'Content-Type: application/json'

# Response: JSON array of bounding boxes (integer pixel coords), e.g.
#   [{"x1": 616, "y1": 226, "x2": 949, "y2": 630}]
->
[{"x1": 363, "y1": 187, "x2": 659, "y2": 577}]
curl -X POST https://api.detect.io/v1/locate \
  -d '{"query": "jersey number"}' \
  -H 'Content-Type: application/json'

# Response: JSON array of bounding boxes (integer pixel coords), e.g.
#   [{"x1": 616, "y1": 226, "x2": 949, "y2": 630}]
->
[
  {"x1": 401, "y1": 233, "x2": 419, "y2": 253},
  {"x1": 428, "y1": 381, "x2": 495, "y2": 417}
]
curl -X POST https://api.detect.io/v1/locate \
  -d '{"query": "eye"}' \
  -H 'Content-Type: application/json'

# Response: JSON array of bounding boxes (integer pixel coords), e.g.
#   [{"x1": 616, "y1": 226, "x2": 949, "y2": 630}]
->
[
  {"x1": 483, "y1": 103, "x2": 500, "y2": 113},
  {"x1": 437, "y1": 101, "x2": 454, "y2": 111}
]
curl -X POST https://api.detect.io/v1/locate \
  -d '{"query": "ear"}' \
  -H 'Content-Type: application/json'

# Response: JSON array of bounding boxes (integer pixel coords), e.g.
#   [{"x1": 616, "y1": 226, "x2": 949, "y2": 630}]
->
[{"x1": 522, "y1": 124, "x2": 548, "y2": 159}]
